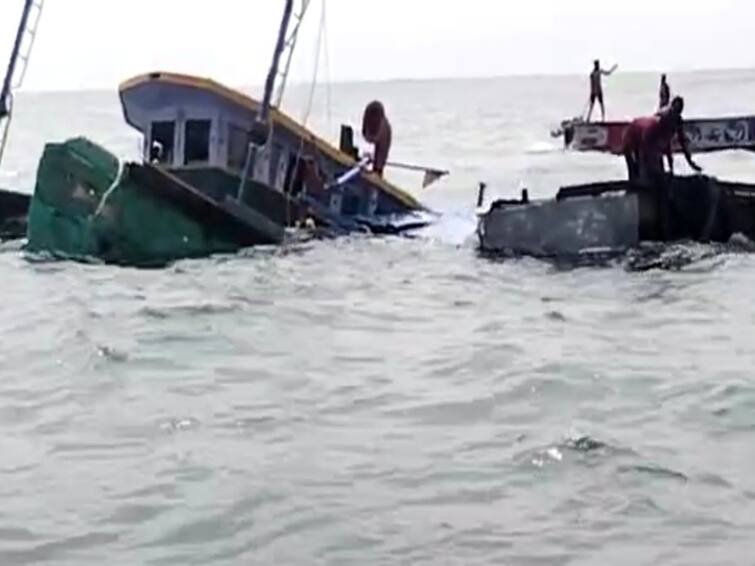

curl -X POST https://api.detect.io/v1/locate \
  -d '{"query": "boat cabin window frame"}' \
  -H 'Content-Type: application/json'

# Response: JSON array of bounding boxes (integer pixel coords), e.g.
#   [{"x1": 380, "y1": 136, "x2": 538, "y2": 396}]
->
[
  {"x1": 227, "y1": 123, "x2": 251, "y2": 171},
  {"x1": 183, "y1": 119, "x2": 212, "y2": 166}
]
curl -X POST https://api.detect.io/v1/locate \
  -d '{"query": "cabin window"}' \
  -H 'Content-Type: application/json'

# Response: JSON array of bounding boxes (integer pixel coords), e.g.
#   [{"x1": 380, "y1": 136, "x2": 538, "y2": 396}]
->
[
  {"x1": 184, "y1": 120, "x2": 211, "y2": 165},
  {"x1": 283, "y1": 153, "x2": 299, "y2": 194},
  {"x1": 228, "y1": 125, "x2": 250, "y2": 170},
  {"x1": 150, "y1": 121, "x2": 175, "y2": 164}
]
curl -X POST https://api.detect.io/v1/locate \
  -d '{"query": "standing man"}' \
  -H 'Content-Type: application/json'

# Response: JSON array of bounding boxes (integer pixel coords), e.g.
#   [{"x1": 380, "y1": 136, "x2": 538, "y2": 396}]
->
[
  {"x1": 361, "y1": 100, "x2": 392, "y2": 177},
  {"x1": 659, "y1": 74, "x2": 671, "y2": 110},
  {"x1": 586, "y1": 59, "x2": 618, "y2": 122}
]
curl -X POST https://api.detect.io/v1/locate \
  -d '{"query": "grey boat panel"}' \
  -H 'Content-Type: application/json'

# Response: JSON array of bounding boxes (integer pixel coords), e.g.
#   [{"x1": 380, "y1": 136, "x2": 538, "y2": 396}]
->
[{"x1": 478, "y1": 192, "x2": 640, "y2": 256}]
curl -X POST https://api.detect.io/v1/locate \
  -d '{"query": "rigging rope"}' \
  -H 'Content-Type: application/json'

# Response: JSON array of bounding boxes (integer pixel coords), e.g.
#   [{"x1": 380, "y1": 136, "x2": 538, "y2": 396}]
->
[
  {"x1": 300, "y1": 0, "x2": 327, "y2": 128},
  {"x1": 285, "y1": 0, "x2": 331, "y2": 227},
  {"x1": 321, "y1": 0, "x2": 332, "y2": 132},
  {"x1": 274, "y1": 0, "x2": 311, "y2": 109},
  {"x1": 91, "y1": 158, "x2": 125, "y2": 219},
  {"x1": 0, "y1": 96, "x2": 15, "y2": 167}
]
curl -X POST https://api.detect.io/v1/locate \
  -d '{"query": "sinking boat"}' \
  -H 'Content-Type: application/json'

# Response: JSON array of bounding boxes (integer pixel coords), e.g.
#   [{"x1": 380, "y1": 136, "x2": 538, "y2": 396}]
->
[
  {"x1": 485, "y1": 102, "x2": 755, "y2": 257},
  {"x1": 26, "y1": 73, "x2": 430, "y2": 265},
  {"x1": 25, "y1": 0, "x2": 433, "y2": 265},
  {"x1": 556, "y1": 116, "x2": 755, "y2": 155}
]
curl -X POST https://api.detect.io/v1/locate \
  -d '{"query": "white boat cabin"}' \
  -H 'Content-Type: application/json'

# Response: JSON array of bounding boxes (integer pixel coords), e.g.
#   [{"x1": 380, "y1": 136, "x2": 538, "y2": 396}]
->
[
  {"x1": 118, "y1": 71, "x2": 422, "y2": 214},
  {"x1": 118, "y1": 72, "x2": 303, "y2": 192}
]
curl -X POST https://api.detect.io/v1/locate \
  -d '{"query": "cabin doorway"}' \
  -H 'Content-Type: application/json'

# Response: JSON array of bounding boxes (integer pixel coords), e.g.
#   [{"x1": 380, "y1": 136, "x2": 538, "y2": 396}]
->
[{"x1": 150, "y1": 121, "x2": 175, "y2": 165}]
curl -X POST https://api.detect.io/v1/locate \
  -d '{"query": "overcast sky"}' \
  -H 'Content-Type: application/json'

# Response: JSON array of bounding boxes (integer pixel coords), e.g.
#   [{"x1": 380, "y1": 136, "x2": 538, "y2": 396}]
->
[{"x1": 0, "y1": 0, "x2": 751, "y2": 91}]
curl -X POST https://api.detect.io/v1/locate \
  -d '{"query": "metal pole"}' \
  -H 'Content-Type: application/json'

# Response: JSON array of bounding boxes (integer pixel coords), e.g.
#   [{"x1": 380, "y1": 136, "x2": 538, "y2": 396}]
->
[
  {"x1": 477, "y1": 183, "x2": 487, "y2": 208},
  {"x1": 0, "y1": 0, "x2": 35, "y2": 119},
  {"x1": 237, "y1": 0, "x2": 294, "y2": 201}
]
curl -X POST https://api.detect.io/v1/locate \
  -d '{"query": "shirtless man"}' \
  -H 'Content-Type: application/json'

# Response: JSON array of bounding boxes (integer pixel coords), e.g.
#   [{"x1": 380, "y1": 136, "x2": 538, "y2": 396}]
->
[
  {"x1": 586, "y1": 59, "x2": 617, "y2": 122},
  {"x1": 659, "y1": 74, "x2": 671, "y2": 110},
  {"x1": 361, "y1": 101, "x2": 392, "y2": 176}
]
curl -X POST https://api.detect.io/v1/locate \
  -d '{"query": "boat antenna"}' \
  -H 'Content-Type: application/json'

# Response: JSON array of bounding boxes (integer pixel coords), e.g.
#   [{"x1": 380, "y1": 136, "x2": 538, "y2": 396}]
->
[
  {"x1": 0, "y1": 0, "x2": 44, "y2": 169},
  {"x1": 237, "y1": 0, "x2": 295, "y2": 201}
]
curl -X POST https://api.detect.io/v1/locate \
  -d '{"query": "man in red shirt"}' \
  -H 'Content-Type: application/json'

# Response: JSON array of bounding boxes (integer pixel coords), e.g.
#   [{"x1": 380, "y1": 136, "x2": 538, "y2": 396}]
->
[
  {"x1": 622, "y1": 96, "x2": 702, "y2": 184},
  {"x1": 622, "y1": 96, "x2": 704, "y2": 239},
  {"x1": 361, "y1": 101, "x2": 392, "y2": 176}
]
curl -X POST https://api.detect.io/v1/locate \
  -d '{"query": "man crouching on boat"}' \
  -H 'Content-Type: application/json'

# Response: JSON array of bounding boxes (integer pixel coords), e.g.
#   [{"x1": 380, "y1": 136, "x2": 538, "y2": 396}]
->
[
  {"x1": 623, "y1": 96, "x2": 703, "y2": 239},
  {"x1": 622, "y1": 96, "x2": 702, "y2": 185},
  {"x1": 362, "y1": 101, "x2": 392, "y2": 176}
]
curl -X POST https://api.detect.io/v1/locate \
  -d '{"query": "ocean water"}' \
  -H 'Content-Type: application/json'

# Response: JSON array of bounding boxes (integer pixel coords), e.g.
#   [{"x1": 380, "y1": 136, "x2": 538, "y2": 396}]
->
[{"x1": 2, "y1": 71, "x2": 755, "y2": 564}]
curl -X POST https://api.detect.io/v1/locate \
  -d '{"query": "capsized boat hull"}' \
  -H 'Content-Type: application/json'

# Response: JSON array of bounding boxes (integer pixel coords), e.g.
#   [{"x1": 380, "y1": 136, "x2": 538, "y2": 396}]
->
[
  {"x1": 0, "y1": 187, "x2": 30, "y2": 240},
  {"x1": 477, "y1": 175, "x2": 753, "y2": 256},
  {"x1": 27, "y1": 138, "x2": 283, "y2": 266},
  {"x1": 560, "y1": 117, "x2": 755, "y2": 155}
]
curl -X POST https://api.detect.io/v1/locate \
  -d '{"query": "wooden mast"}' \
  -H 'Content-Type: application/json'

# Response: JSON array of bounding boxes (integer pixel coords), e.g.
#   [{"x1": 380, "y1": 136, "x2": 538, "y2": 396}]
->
[
  {"x1": 238, "y1": 0, "x2": 295, "y2": 201},
  {"x1": 0, "y1": 0, "x2": 43, "y2": 169},
  {"x1": 0, "y1": 0, "x2": 36, "y2": 119}
]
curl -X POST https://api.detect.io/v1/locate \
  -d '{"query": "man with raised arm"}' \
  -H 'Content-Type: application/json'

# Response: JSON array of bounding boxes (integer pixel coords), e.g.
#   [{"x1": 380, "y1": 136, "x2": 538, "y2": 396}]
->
[{"x1": 586, "y1": 59, "x2": 617, "y2": 122}]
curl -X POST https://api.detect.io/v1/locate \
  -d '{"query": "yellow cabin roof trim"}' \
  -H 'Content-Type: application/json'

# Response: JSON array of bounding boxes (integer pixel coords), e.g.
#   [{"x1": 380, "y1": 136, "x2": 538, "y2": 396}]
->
[{"x1": 118, "y1": 72, "x2": 422, "y2": 210}]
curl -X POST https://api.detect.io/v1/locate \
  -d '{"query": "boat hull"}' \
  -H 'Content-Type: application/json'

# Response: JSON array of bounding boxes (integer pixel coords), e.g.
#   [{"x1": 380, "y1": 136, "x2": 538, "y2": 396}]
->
[
  {"x1": 27, "y1": 138, "x2": 282, "y2": 266},
  {"x1": 479, "y1": 192, "x2": 640, "y2": 256},
  {"x1": 562, "y1": 117, "x2": 755, "y2": 154},
  {"x1": 478, "y1": 175, "x2": 753, "y2": 256},
  {"x1": 0, "y1": 187, "x2": 30, "y2": 240}
]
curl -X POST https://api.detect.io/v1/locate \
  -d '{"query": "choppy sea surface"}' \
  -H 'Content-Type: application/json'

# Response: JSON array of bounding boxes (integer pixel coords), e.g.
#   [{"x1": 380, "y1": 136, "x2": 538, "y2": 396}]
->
[{"x1": 2, "y1": 70, "x2": 755, "y2": 564}]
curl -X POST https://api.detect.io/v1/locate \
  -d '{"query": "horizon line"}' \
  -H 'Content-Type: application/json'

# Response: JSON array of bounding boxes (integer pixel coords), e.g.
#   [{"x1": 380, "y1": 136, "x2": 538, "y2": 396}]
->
[{"x1": 16, "y1": 65, "x2": 755, "y2": 96}]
